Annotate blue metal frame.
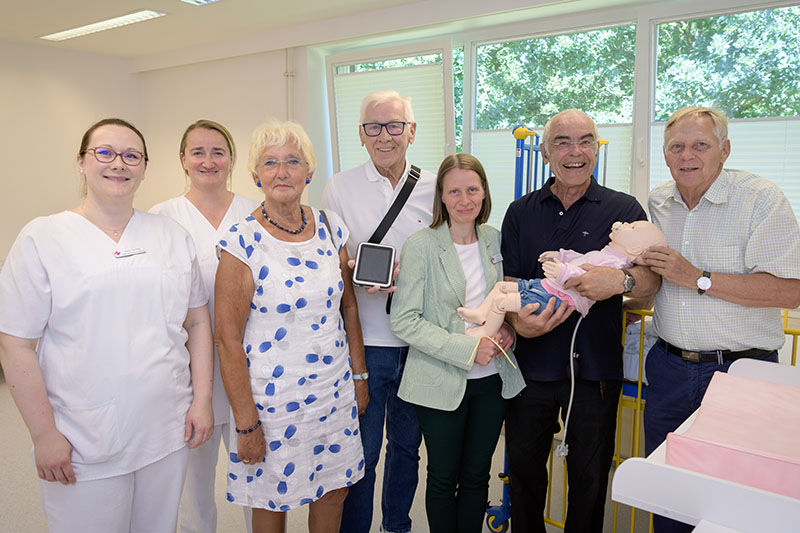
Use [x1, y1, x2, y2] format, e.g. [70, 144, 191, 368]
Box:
[513, 124, 605, 199]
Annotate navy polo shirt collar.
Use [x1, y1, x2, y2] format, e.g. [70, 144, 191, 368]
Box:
[539, 176, 603, 205]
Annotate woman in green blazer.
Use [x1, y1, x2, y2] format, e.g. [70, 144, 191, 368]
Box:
[390, 153, 525, 533]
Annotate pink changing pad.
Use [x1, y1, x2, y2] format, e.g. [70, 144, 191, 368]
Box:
[665, 371, 800, 499]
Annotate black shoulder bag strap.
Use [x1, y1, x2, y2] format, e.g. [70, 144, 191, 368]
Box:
[368, 164, 420, 244]
[366, 164, 420, 313]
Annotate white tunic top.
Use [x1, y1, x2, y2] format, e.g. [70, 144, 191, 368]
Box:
[150, 193, 260, 424]
[0, 210, 207, 481]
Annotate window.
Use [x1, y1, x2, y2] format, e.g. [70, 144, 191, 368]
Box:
[470, 25, 636, 228]
[326, 39, 455, 175]
[650, 5, 800, 218]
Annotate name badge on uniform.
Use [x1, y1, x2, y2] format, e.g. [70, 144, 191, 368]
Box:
[114, 248, 146, 258]
[490, 253, 503, 264]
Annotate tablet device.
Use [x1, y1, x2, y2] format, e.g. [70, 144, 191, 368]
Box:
[353, 242, 396, 289]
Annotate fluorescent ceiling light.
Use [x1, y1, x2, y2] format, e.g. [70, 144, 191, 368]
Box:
[40, 10, 166, 41]
[180, 0, 223, 5]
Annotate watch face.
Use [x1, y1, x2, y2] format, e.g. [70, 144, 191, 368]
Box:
[697, 276, 712, 291]
[622, 270, 635, 293]
[624, 276, 635, 291]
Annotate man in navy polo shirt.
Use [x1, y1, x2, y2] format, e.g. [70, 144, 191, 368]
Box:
[502, 109, 659, 532]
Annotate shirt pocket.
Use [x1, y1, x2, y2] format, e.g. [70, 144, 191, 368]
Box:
[696, 245, 744, 274]
[53, 399, 123, 465]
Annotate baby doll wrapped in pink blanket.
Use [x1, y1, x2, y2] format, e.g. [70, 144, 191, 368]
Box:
[457, 220, 666, 338]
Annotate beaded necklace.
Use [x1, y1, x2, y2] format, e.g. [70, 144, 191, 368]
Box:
[261, 202, 307, 235]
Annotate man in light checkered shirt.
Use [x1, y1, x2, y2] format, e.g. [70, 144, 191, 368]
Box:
[641, 105, 800, 533]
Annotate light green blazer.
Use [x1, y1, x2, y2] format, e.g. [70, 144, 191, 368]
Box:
[390, 223, 525, 411]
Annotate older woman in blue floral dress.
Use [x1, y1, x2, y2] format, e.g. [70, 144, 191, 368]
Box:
[215, 119, 368, 533]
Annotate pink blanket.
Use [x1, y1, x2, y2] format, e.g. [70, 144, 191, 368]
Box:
[665, 371, 800, 499]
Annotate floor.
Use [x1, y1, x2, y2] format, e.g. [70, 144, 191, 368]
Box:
[0, 369, 649, 532]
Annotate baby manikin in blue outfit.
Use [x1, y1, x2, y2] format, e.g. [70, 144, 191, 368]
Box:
[457, 220, 666, 338]
[516, 278, 558, 311]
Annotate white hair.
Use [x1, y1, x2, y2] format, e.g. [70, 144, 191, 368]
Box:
[359, 90, 415, 123]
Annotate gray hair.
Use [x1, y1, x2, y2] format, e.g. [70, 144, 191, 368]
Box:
[541, 109, 599, 149]
[359, 90, 415, 123]
[663, 106, 728, 147]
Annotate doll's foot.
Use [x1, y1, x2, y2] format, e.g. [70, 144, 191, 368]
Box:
[457, 306, 486, 325]
[465, 313, 504, 338]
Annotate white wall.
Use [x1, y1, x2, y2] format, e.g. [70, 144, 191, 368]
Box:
[135, 50, 289, 211]
[0, 43, 313, 258]
[0, 41, 141, 256]
[0, 40, 323, 261]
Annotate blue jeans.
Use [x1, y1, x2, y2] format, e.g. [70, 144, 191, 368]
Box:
[643, 342, 778, 533]
[518, 279, 563, 315]
[339, 346, 421, 533]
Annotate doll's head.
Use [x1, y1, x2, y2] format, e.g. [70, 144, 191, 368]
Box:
[608, 220, 667, 264]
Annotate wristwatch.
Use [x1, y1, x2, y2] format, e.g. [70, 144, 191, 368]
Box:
[352, 372, 369, 381]
[696, 271, 712, 295]
[621, 268, 636, 295]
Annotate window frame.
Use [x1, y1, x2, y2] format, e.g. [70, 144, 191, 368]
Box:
[324, 38, 456, 174]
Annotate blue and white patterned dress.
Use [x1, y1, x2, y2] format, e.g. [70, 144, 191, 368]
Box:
[219, 208, 364, 511]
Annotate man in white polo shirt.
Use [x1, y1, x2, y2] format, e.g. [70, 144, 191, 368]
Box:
[642, 105, 800, 532]
[322, 89, 435, 533]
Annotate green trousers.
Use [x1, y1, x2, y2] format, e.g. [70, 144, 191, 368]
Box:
[414, 373, 506, 533]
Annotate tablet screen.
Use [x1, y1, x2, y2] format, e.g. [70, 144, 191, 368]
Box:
[355, 244, 394, 285]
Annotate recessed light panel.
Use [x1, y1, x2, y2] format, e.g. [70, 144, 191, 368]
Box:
[180, 0, 223, 5]
[40, 10, 166, 41]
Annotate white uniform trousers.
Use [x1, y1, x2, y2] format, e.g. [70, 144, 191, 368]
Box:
[179, 422, 252, 533]
[40, 446, 189, 533]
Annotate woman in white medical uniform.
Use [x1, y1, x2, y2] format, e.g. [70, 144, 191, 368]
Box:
[151, 119, 259, 533]
[0, 118, 214, 532]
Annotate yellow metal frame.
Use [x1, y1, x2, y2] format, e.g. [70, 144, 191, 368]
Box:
[612, 309, 652, 532]
[544, 441, 568, 528]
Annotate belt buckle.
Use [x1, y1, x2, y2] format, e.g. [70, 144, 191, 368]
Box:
[681, 350, 701, 363]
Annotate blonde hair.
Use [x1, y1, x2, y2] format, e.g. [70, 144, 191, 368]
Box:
[247, 119, 316, 176]
[663, 106, 728, 147]
[180, 119, 236, 188]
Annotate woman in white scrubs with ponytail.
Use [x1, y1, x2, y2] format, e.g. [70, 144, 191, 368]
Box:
[0, 118, 214, 533]
[151, 119, 259, 533]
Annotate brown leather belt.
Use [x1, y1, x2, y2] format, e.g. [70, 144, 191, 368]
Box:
[656, 338, 772, 363]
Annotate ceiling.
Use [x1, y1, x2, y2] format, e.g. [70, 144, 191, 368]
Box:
[0, 0, 687, 64]
[0, 0, 419, 58]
